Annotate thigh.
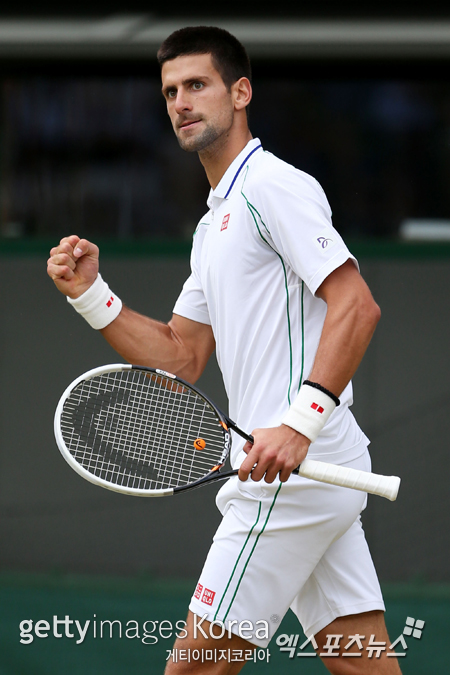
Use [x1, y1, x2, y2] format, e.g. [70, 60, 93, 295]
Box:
[189, 459, 368, 648]
[290, 513, 385, 638]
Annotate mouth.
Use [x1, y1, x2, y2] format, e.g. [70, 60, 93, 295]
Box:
[178, 119, 201, 131]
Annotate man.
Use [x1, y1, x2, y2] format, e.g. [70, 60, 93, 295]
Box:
[47, 26, 401, 675]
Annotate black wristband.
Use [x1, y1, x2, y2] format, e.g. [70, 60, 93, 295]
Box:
[303, 380, 340, 407]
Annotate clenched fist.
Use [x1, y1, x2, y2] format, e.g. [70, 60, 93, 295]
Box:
[47, 235, 99, 299]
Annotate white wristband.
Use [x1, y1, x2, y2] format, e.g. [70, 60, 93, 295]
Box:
[282, 383, 337, 443]
[67, 273, 122, 330]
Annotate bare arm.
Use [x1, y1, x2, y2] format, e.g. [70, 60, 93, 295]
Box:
[308, 259, 381, 396]
[100, 308, 215, 383]
[47, 235, 215, 383]
[239, 260, 381, 483]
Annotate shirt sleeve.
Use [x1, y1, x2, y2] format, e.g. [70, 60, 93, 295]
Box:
[248, 162, 357, 296]
[173, 231, 211, 326]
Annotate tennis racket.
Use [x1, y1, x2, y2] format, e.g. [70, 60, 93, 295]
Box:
[54, 364, 400, 501]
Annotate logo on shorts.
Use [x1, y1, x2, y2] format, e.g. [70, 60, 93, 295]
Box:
[201, 588, 216, 606]
[194, 583, 203, 600]
[311, 402, 324, 414]
[221, 214, 230, 231]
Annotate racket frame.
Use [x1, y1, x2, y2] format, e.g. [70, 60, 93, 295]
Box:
[55, 363, 235, 497]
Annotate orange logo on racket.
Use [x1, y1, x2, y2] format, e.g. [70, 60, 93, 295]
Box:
[194, 438, 206, 450]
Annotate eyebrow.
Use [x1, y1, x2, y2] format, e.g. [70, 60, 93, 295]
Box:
[161, 76, 210, 97]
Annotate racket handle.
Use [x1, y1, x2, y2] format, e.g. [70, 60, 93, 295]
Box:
[298, 458, 400, 501]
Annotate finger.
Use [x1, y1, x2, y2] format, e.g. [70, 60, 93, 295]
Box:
[50, 235, 80, 256]
[258, 457, 292, 484]
[239, 448, 272, 483]
[243, 441, 252, 454]
[262, 467, 279, 484]
[49, 237, 98, 261]
[73, 238, 99, 260]
[48, 253, 77, 271]
[49, 242, 79, 260]
[249, 447, 286, 483]
[278, 464, 296, 483]
[238, 451, 258, 481]
[62, 234, 82, 251]
[249, 460, 272, 483]
[47, 262, 74, 281]
[50, 243, 73, 258]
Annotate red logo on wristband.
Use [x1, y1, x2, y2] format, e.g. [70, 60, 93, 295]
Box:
[106, 296, 114, 308]
[311, 402, 324, 414]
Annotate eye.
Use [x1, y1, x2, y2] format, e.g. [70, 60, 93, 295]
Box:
[192, 82, 204, 91]
[165, 88, 176, 99]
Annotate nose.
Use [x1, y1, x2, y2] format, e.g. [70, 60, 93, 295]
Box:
[174, 89, 192, 114]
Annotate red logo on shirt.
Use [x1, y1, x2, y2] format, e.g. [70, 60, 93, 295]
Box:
[201, 588, 216, 606]
[221, 214, 230, 231]
[311, 402, 325, 414]
[194, 583, 203, 600]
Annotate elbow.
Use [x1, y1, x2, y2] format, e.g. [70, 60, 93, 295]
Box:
[371, 297, 381, 328]
[360, 295, 381, 337]
[369, 297, 381, 327]
[182, 359, 203, 384]
[175, 348, 208, 384]
[171, 354, 202, 384]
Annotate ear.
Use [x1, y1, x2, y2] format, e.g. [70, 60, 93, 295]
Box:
[232, 77, 252, 111]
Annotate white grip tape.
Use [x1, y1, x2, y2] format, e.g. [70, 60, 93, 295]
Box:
[299, 458, 401, 501]
[282, 384, 336, 443]
[67, 273, 122, 330]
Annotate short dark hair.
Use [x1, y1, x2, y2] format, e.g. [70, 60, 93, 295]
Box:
[157, 26, 252, 90]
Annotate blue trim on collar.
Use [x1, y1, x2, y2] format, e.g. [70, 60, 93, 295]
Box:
[224, 144, 262, 199]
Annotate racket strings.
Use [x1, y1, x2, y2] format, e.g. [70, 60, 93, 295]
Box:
[62, 394, 221, 488]
[60, 370, 226, 490]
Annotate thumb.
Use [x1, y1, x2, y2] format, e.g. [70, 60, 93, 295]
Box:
[73, 239, 99, 261]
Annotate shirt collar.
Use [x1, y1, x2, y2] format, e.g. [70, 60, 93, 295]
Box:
[207, 138, 262, 208]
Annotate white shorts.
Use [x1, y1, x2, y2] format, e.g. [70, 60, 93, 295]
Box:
[189, 450, 385, 648]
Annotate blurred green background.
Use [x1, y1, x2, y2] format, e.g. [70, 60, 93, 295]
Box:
[1, 572, 445, 674]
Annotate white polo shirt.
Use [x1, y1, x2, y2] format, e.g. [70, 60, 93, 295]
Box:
[174, 138, 368, 468]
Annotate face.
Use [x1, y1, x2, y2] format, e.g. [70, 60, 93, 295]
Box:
[161, 53, 236, 153]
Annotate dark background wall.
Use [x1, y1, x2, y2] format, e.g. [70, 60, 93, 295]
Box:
[1, 246, 449, 582]
[2, 1, 450, 18]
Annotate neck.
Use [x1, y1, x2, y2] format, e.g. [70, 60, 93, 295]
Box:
[198, 124, 253, 190]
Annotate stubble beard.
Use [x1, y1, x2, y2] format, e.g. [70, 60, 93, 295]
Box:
[176, 109, 234, 154]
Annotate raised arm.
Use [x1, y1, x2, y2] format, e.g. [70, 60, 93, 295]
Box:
[47, 235, 215, 383]
[239, 260, 381, 483]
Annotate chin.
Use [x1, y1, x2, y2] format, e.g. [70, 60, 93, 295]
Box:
[177, 136, 200, 152]
[180, 127, 224, 154]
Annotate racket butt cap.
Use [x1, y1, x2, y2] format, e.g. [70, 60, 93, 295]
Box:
[385, 476, 401, 501]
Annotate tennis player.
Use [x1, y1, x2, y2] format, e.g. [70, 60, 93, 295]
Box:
[47, 26, 401, 675]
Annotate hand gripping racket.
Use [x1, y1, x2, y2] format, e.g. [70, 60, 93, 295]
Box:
[54, 364, 400, 501]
